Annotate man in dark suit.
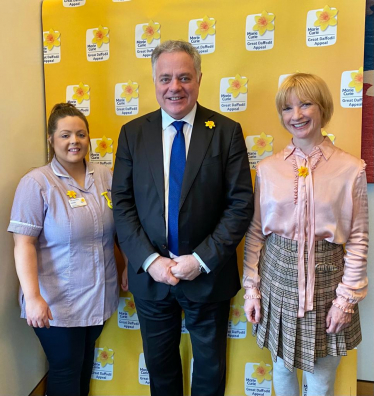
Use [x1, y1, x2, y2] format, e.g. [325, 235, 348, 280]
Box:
[112, 40, 253, 396]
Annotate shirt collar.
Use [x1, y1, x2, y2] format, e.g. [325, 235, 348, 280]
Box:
[283, 136, 335, 161]
[161, 103, 197, 130]
[51, 156, 94, 178]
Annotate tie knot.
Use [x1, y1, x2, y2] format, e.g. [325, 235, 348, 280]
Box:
[172, 121, 185, 133]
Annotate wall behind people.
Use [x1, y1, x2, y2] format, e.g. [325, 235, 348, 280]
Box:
[0, 0, 48, 394]
[41, 0, 371, 395]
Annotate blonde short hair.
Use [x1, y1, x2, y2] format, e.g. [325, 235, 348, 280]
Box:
[275, 73, 334, 128]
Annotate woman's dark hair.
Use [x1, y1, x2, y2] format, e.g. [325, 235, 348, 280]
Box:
[47, 103, 90, 161]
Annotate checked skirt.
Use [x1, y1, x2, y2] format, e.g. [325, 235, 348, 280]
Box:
[252, 233, 361, 373]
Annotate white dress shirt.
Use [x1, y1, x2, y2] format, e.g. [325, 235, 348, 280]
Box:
[142, 104, 210, 273]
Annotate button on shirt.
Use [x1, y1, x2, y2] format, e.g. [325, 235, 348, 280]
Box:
[8, 157, 119, 327]
[142, 104, 210, 273]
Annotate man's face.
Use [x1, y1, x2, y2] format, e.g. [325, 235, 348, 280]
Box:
[154, 51, 201, 120]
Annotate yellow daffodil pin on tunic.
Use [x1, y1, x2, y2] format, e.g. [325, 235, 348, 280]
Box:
[101, 192, 113, 209]
[205, 121, 215, 129]
[67, 190, 77, 199]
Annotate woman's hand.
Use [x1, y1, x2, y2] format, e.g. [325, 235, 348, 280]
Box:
[325, 305, 352, 334]
[244, 298, 261, 324]
[121, 267, 128, 292]
[25, 295, 53, 328]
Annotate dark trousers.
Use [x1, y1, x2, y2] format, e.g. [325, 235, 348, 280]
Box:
[134, 286, 230, 396]
[34, 325, 104, 396]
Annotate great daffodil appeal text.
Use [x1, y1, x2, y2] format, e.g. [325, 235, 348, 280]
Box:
[251, 361, 272, 384]
[96, 347, 114, 368]
[92, 25, 109, 48]
[195, 16, 216, 40]
[95, 136, 113, 157]
[251, 133, 273, 156]
[253, 11, 275, 36]
[229, 305, 246, 326]
[123, 296, 137, 317]
[44, 29, 60, 51]
[314, 6, 338, 31]
[141, 20, 160, 44]
[121, 80, 139, 102]
[72, 82, 90, 104]
[226, 74, 248, 98]
[348, 67, 364, 93]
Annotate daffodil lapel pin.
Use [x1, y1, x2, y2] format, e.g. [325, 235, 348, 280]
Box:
[205, 120, 215, 129]
[298, 166, 309, 178]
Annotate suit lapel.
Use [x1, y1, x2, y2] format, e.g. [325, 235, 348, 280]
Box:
[180, 104, 215, 209]
[143, 110, 165, 209]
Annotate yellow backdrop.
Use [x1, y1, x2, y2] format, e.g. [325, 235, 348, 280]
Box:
[42, 0, 365, 394]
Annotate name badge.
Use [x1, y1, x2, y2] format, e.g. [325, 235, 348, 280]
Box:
[69, 197, 87, 208]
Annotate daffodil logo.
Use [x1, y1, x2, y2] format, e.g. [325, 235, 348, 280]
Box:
[314, 6, 338, 31]
[226, 74, 248, 98]
[141, 20, 161, 44]
[348, 67, 364, 93]
[92, 25, 109, 48]
[123, 296, 137, 317]
[195, 16, 216, 39]
[95, 136, 113, 157]
[121, 80, 139, 102]
[44, 29, 60, 51]
[298, 166, 309, 178]
[322, 130, 335, 143]
[96, 347, 114, 368]
[251, 361, 272, 384]
[253, 11, 275, 36]
[72, 82, 90, 104]
[251, 133, 273, 156]
[229, 305, 246, 326]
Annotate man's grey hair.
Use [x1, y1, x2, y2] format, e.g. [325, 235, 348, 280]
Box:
[151, 40, 202, 81]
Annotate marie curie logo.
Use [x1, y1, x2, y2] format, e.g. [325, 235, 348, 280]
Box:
[188, 16, 216, 54]
[86, 26, 110, 62]
[220, 74, 248, 113]
[135, 20, 160, 59]
[245, 133, 274, 170]
[340, 68, 363, 108]
[118, 296, 140, 330]
[244, 361, 272, 396]
[228, 304, 247, 339]
[91, 347, 114, 381]
[139, 353, 150, 385]
[245, 11, 275, 51]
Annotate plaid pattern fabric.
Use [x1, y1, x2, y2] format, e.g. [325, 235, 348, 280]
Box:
[252, 233, 361, 373]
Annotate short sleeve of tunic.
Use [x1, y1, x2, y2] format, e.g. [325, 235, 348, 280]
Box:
[8, 175, 46, 237]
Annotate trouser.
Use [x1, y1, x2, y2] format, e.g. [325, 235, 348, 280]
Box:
[134, 286, 230, 396]
[34, 324, 104, 396]
[273, 355, 341, 396]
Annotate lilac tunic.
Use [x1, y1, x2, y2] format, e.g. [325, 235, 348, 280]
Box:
[8, 157, 119, 327]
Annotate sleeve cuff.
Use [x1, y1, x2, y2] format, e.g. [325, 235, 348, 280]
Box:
[142, 253, 160, 272]
[243, 286, 261, 299]
[332, 296, 356, 314]
[192, 252, 210, 274]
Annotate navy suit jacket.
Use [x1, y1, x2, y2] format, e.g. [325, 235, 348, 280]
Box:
[112, 104, 254, 302]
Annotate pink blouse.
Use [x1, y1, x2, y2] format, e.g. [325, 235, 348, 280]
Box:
[243, 137, 368, 317]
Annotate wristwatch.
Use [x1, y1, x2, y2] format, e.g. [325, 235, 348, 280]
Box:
[199, 264, 207, 274]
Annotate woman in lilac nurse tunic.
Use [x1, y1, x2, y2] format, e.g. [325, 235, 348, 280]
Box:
[8, 103, 122, 396]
